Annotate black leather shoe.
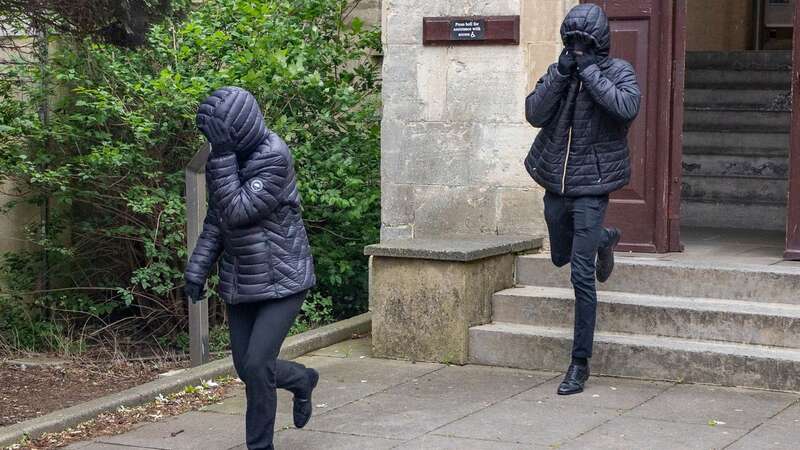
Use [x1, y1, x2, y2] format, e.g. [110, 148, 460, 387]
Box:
[293, 368, 319, 429]
[557, 363, 590, 395]
[596, 227, 621, 283]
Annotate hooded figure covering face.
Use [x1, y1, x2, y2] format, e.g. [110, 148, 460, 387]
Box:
[522, 4, 641, 397]
[184, 87, 319, 450]
[185, 86, 315, 305]
[524, 3, 641, 197]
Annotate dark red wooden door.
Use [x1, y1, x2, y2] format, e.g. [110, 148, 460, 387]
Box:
[786, 0, 800, 260]
[581, 0, 681, 252]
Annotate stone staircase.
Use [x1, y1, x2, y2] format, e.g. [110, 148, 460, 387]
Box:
[682, 51, 791, 231]
[469, 254, 800, 391]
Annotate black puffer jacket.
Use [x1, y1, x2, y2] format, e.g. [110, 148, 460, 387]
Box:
[524, 4, 641, 196]
[185, 87, 315, 304]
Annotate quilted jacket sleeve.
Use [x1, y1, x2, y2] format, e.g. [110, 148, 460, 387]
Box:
[206, 134, 288, 229]
[578, 61, 641, 123]
[526, 63, 571, 128]
[184, 187, 223, 286]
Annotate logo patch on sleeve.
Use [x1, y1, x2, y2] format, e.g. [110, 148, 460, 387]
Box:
[250, 179, 264, 192]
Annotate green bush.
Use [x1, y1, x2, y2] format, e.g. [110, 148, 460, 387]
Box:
[0, 0, 381, 354]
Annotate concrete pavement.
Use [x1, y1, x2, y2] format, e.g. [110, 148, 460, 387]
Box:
[68, 337, 800, 450]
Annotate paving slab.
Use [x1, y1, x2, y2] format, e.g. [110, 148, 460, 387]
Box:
[201, 387, 247, 416]
[200, 387, 295, 430]
[561, 415, 747, 450]
[727, 423, 800, 450]
[303, 355, 443, 413]
[307, 392, 487, 440]
[726, 401, 800, 450]
[516, 376, 673, 410]
[96, 411, 245, 450]
[203, 355, 443, 428]
[305, 355, 443, 387]
[273, 429, 400, 449]
[397, 434, 542, 449]
[435, 397, 620, 446]
[762, 401, 800, 426]
[627, 384, 797, 429]
[385, 365, 556, 403]
[227, 429, 401, 449]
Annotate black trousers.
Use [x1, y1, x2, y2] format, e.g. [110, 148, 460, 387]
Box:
[543, 191, 610, 360]
[228, 291, 309, 450]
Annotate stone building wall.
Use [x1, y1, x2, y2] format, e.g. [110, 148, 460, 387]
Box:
[0, 40, 37, 256]
[687, 0, 754, 51]
[380, 0, 577, 240]
[350, 0, 382, 27]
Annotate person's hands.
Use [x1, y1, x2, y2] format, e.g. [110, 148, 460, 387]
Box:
[573, 35, 598, 71]
[576, 48, 597, 71]
[184, 281, 206, 304]
[557, 48, 577, 76]
[198, 115, 236, 156]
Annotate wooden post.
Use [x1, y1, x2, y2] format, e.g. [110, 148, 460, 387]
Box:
[185, 144, 211, 366]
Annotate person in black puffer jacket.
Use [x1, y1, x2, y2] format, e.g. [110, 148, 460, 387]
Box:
[524, 4, 641, 396]
[184, 87, 318, 450]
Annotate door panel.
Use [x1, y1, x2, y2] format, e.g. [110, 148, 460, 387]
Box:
[581, 0, 677, 252]
[609, 23, 649, 202]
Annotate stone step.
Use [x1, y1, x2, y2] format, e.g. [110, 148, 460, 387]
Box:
[685, 69, 790, 90]
[685, 89, 790, 111]
[682, 175, 787, 204]
[492, 286, 800, 348]
[684, 109, 790, 132]
[686, 51, 792, 71]
[469, 323, 800, 391]
[681, 200, 786, 231]
[682, 153, 788, 179]
[683, 131, 789, 155]
[515, 254, 800, 303]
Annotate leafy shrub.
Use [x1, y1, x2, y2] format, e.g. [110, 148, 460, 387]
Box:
[0, 0, 380, 354]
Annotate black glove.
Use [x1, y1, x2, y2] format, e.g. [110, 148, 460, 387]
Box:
[573, 35, 598, 72]
[576, 49, 597, 71]
[197, 115, 236, 156]
[557, 48, 577, 76]
[184, 281, 206, 304]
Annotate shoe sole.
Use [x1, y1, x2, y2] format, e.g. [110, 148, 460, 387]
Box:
[557, 387, 584, 395]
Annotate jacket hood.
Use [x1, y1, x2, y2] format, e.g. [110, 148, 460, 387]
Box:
[560, 4, 611, 59]
[196, 86, 269, 155]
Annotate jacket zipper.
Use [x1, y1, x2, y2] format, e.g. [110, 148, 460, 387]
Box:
[561, 81, 581, 194]
[232, 256, 239, 300]
[561, 126, 573, 194]
[593, 148, 603, 183]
